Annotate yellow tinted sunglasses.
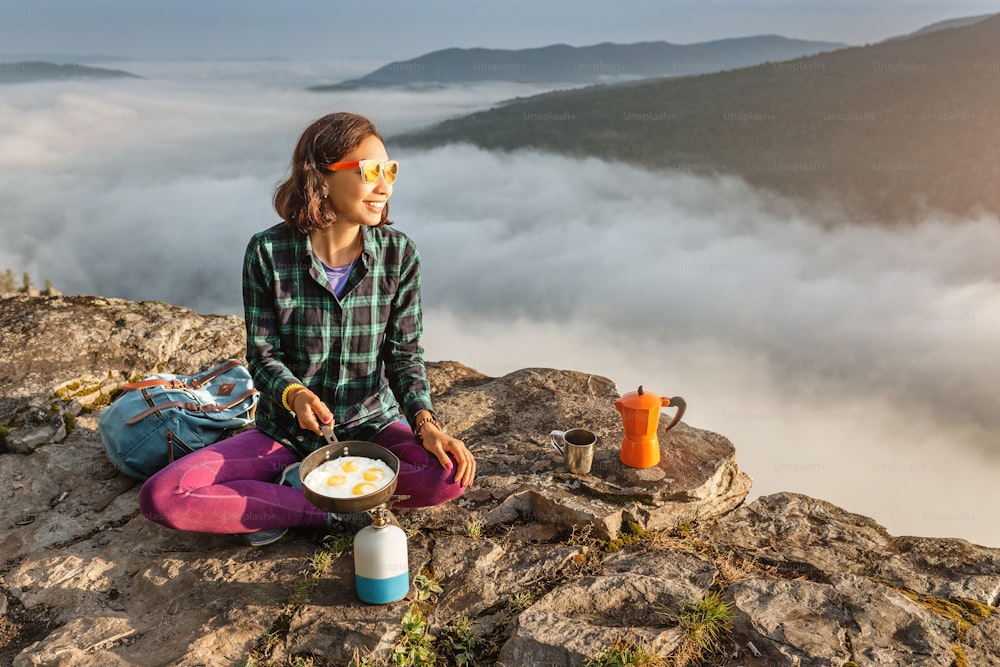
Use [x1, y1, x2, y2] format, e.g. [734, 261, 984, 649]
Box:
[326, 159, 399, 184]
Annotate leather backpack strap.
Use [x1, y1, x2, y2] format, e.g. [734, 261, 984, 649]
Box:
[126, 401, 190, 424]
[124, 388, 258, 425]
[215, 388, 259, 410]
[121, 360, 244, 392]
[122, 377, 187, 391]
[189, 359, 244, 389]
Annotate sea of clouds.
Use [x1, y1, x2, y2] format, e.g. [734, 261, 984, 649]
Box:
[2, 60, 997, 546]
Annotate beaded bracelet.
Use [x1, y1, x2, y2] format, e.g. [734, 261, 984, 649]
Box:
[281, 383, 305, 412]
[414, 414, 441, 438]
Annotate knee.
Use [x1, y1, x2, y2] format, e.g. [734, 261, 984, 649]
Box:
[138, 478, 159, 523]
[138, 474, 174, 528]
[396, 456, 468, 508]
[433, 478, 468, 506]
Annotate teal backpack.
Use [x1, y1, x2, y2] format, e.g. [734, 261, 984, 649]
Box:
[98, 359, 259, 480]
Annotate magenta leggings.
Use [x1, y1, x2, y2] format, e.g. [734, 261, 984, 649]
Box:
[139, 421, 464, 535]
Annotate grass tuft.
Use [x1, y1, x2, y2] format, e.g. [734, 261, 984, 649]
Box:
[464, 518, 485, 539]
[508, 590, 534, 611]
[581, 634, 665, 666]
[349, 647, 386, 666]
[666, 592, 734, 667]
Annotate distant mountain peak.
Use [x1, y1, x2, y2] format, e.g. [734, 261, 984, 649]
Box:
[907, 12, 996, 36]
[310, 35, 847, 91]
[0, 61, 141, 84]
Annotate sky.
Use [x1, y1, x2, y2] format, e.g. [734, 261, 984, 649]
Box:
[0, 0, 998, 64]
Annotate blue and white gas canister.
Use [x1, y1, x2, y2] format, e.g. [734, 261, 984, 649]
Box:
[353, 512, 409, 604]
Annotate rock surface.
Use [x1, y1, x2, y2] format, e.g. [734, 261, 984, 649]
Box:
[1, 294, 997, 666]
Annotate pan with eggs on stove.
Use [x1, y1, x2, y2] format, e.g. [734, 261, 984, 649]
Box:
[299, 441, 402, 513]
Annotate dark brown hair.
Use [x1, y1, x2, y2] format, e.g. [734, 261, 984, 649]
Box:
[273, 112, 391, 232]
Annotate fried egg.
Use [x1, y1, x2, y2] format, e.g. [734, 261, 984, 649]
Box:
[303, 456, 395, 499]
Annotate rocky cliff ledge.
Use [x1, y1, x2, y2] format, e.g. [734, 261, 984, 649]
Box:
[1, 294, 998, 666]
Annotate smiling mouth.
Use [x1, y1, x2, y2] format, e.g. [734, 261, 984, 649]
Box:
[363, 201, 386, 210]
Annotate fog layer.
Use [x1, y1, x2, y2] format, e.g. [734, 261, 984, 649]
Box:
[1, 67, 997, 546]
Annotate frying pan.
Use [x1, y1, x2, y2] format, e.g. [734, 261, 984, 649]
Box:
[299, 441, 400, 513]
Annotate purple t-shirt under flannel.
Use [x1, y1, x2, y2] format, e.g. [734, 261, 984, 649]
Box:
[322, 258, 356, 299]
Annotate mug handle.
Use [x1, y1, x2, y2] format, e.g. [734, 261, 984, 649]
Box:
[661, 397, 687, 432]
[549, 430, 566, 454]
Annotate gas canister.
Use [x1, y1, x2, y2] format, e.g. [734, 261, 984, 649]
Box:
[353, 506, 409, 604]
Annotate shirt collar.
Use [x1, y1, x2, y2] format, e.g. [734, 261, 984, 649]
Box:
[359, 225, 376, 268]
[299, 225, 377, 268]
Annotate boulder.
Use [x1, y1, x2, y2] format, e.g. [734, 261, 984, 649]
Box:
[705, 492, 1000, 604]
[728, 574, 957, 666]
[431, 365, 753, 540]
[0, 294, 247, 456]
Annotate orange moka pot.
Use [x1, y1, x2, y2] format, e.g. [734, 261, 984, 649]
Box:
[614, 386, 687, 468]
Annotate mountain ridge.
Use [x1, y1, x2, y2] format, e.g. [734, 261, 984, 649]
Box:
[904, 12, 995, 37]
[394, 13, 1000, 223]
[0, 60, 141, 84]
[310, 34, 846, 90]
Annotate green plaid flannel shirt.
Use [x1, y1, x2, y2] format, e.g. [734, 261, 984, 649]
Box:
[243, 222, 434, 458]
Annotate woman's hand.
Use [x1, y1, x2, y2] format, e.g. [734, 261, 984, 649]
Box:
[289, 386, 334, 436]
[418, 417, 476, 488]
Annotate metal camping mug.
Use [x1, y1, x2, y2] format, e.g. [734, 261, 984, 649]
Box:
[550, 428, 597, 475]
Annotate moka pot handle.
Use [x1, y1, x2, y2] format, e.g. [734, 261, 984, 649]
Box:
[662, 397, 687, 432]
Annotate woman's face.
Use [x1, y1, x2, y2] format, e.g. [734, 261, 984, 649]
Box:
[323, 134, 392, 227]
